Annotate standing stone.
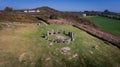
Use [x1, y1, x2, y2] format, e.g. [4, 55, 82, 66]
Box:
[63, 31, 66, 34]
[47, 31, 49, 36]
[59, 30, 63, 34]
[37, 23, 40, 26]
[45, 34, 48, 39]
[68, 32, 71, 36]
[54, 31, 57, 34]
[58, 31, 61, 34]
[68, 32, 74, 41]
[51, 29, 54, 35]
[49, 31, 52, 35]
[56, 30, 58, 34]
[71, 32, 74, 41]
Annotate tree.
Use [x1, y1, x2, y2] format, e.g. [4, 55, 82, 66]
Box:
[104, 9, 110, 14]
[49, 14, 58, 19]
[4, 7, 13, 12]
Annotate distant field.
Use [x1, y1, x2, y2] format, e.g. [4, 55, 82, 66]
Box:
[85, 16, 120, 36]
[0, 24, 120, 67]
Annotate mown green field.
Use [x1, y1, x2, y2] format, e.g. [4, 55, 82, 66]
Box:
[0, 24, 120, 67]
[85, 16, 120, 36]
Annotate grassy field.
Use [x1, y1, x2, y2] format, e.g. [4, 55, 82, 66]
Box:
[85, 16, 120, 36]
[0, 24, 120, 67]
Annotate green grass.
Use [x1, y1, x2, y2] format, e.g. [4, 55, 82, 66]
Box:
[85, 16, 120, 36]
[0, 24, 120, 67]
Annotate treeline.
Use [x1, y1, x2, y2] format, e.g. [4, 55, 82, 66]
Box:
[84, 11, 101, 16]
[100, 10, 120, 20]
[0, 7, 13, 12]
[83, 9, 120, 20]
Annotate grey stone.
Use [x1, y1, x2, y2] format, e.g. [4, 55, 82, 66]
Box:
[46, 31, 50, 37]
[51, 29, 54, 35]
[45, 57, 51, 61]
[48, 42, 53, 46]
[92, 45, 98, 49]
[61, 47, 71, 54]
[63, 31, 66, 34]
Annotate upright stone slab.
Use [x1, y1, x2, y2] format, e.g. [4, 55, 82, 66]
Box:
[37, 23, 40, 26]
[44, 34, 48, 39]
[63, 31, 66, 34]
[54, 30, 58, 34]
[60, 30, 63, 34]
[51, 29, 54, 35]
[58, 31, 61, 34]
[47, 31, 49, 36]
[69, 32, 74, 41]
[68, 32, 71, 36]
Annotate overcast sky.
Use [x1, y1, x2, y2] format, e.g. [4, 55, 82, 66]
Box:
[0, 0, 120, 12]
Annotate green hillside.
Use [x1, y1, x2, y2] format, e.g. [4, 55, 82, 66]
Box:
[0, 24, 120, 67]
[85, 16, 120, 36]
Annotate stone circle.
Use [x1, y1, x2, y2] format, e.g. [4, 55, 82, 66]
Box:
[42, 29, 74, 44]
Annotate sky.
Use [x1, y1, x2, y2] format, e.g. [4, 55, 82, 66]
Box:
[0, 0, 120, 12]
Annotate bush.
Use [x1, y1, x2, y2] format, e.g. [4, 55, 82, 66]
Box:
[4, 7, 13, 12]
[49, 14, 58, 19]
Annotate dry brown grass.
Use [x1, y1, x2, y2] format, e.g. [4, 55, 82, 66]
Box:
[0, 23, 37, 67]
